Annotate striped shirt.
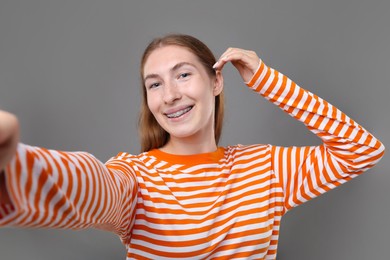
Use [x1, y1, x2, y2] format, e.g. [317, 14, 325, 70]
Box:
[0, 60, 385, 259]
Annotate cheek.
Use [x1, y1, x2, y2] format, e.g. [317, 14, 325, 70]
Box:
[198, 86, 215, 107]
[146, 93, 159, 115]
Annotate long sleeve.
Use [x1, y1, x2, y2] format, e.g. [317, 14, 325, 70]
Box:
[246, 60, 385, 213]
[0, 143, 138, 244]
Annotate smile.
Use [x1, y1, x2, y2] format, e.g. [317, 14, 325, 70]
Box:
[165, 106, 193, 118]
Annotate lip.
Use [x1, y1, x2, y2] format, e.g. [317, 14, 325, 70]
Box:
[163, 105, 194, 115]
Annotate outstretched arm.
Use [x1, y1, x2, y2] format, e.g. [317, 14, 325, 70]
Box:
[0, 110, 137, 245]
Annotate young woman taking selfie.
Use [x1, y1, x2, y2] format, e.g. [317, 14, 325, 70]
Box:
[0, 34, 385, 259]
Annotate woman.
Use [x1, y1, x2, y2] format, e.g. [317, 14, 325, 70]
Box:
[0, 34, 385, 259]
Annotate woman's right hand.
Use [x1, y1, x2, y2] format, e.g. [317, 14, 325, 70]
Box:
[0, 110, 19, 171]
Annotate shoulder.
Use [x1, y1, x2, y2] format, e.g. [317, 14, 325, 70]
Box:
[108, 151, 142, 160]
[224, 143, 271, 158]
[104, 151, 149, 173]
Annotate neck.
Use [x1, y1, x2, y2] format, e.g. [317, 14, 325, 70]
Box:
[161, 132, 218, 155]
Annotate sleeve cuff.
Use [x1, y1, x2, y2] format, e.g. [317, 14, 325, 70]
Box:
[245, 59, 268, 89]
[0, 162, 17, 224]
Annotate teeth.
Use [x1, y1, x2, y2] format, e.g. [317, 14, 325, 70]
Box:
[166, 106, 192, 118]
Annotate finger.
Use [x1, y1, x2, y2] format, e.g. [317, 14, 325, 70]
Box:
[213, 49, 258, 72]
[0, 111, 19, 171]
[218, 47, 255, 61]
[0, 111, 19, 144]
[213, 48, 244, 70]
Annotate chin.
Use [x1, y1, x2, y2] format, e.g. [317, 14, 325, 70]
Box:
[167, 130, 197, 139]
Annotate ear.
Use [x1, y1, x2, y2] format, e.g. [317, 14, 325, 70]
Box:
[213, 70, 224, 96]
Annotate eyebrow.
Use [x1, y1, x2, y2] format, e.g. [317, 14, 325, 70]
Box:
[143, 62, 196, 82]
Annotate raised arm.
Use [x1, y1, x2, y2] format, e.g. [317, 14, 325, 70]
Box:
[0, 111, 138, 244]
[215, 48, 385, 213]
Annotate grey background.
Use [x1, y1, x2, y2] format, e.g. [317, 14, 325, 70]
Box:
[0, 0, 389, 259]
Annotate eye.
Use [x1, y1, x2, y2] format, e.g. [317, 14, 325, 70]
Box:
[179, 72, 190, 79]
[148, 82, 161, 89]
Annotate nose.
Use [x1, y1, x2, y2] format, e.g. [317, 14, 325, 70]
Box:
[163, 81, 181, 104]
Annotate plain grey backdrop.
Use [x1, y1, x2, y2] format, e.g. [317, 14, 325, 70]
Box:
[0, 0, 389, 259]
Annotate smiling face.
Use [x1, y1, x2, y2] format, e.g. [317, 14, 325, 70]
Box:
[143, 45, 223, 151]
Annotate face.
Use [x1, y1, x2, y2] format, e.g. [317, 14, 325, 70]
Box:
[143, 45, 223, 144]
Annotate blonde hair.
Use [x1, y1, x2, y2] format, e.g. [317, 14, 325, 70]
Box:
[139, 34, 224, 152]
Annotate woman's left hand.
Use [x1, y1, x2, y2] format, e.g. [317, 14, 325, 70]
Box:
[213, 47, 261, 83]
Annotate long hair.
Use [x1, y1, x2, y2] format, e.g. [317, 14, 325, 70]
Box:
[139, 34, 224, 152]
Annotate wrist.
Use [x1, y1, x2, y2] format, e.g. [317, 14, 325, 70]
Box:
[245, 59, 267, 88]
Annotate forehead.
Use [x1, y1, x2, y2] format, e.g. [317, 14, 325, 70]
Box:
[143, 45, 200, 74]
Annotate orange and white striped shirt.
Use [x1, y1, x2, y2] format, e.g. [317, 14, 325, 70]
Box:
[0, 60, 385, 259]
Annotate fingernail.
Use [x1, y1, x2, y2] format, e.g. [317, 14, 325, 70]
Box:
[212, 61, 218, 69]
